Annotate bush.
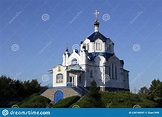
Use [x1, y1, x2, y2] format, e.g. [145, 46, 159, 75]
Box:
[71, 95, 93, 108]
[72, 91, 157, 108]
[18, 95, 50, 108]
[51, 96, 80, 108]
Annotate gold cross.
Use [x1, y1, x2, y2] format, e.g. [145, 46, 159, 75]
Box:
[94, 10, 99, 20]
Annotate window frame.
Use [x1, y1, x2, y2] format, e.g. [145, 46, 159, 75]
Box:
[56, 73, 63, 83]
[71, 58, 77, 65]
[96, 42, 102, 50]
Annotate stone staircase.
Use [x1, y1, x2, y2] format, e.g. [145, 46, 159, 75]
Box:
[41, 87, 80, 102]
[78, 86, 89, 94]
[71, 86, 89, 96]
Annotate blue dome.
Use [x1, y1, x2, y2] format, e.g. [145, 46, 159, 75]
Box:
[87, 32, 107, 42]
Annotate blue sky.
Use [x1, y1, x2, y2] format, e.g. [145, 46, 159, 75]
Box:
[0, 0, 161, 92]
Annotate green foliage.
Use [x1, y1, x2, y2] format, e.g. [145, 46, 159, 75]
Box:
[87, 80, 105, 107]
[89, 80, 99, 95]
[149, 79, 162, 98]
[0, 75, 43, 107]
[1, 75, 161, 108]
[71, 95, 94, 108]
[72, 91, 157, 108]
[23, 79, 42, 96]
[51, 96, 80, 108]
[137, 79, 162, 107]
[18, 95, 50, 108]
[148, 79, 162, 107]
[138, 86, 149, 97]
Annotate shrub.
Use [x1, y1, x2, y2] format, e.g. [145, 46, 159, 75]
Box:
[51, 96, 80, 108]
[18, 95, 50, 108]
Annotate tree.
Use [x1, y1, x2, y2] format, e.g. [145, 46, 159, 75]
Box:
[149, 79, 162, 98]
[150, 79, 161, 92]
[87, 80, 105, 107]
[23, 79, 42, 96]
[148, 79, 162, 107]
[138, 86, 149, 97]
[0, 75, 43, 107]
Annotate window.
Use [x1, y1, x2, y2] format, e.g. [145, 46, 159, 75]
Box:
[115, 66, 117, 80]
[56, 73, 63, 83]
[96, 43, 102, 50]
[71, 58, 77, 65]
[90, 70, 93, 78]
[112, 64, 114, 80]
[87, 44, 89, 50]
[79, 75, 81, 82]
[110, 63, 117, 80]
[109, 66, 111, 79]
[106, 44, 111, 52]
[109, 45, 111, 52]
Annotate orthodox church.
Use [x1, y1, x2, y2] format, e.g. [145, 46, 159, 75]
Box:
[51, 10, 129, 91]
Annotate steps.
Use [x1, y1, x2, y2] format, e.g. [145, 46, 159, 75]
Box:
[41, 87, 80, 102]
[78, 86, 89, 94]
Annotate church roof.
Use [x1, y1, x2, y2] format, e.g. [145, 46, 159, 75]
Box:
[87, 52, 114, 61]
[87, 32, 107, 42]
[66, 64, 84, 72]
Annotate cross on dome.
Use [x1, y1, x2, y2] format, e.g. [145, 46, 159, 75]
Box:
[94, 10, 99, 21]
[94, 10, 100, 32]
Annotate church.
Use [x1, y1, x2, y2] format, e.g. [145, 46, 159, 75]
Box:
[51, 10, 129, 91]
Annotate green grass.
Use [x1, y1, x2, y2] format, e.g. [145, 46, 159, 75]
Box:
[16, 91, 157, 108]
[71, 91, 157, 108]
[17, 94, 50, 108]
[51, 96, 80, 108]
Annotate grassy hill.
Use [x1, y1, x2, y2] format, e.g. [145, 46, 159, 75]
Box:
[51, 96, 80, 108]
[17, 91, 157, 108]
[17, 94, 50, 108]
[70, 91, 157, 108]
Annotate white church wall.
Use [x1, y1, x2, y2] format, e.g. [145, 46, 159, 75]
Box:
[89, 42, 94, 52]
[68, 52, 80, 65]
[93, 56, 106, 87]
[123, 70, 129, 89]
[82, 39, 90, 51]
[53, 65, 67, 87]
[64, 53, 69, 66]
[79, 51, 87, 65]
[62, 54, 65, 66]
[104, 55, 128, 89]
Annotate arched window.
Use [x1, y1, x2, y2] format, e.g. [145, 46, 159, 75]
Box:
[96, 43, 102, 50]
[79, 75, 81, 82]
[71, 58, 77, 65]
[112, 64, 114, 80]
[56, 73, 63, 83]
[110, 63, 117, 80]
[109, 66, 111, 79]
[115, 66, 117, 80]
[90, 70, 93, 78]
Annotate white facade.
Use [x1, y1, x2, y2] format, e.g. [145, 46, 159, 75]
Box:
[52, 18, 129, 91]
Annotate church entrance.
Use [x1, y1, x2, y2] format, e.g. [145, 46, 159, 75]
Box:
[54, 90, 64, 104]
[67, 75, 75, 87]
[69, 76, 75, 87]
